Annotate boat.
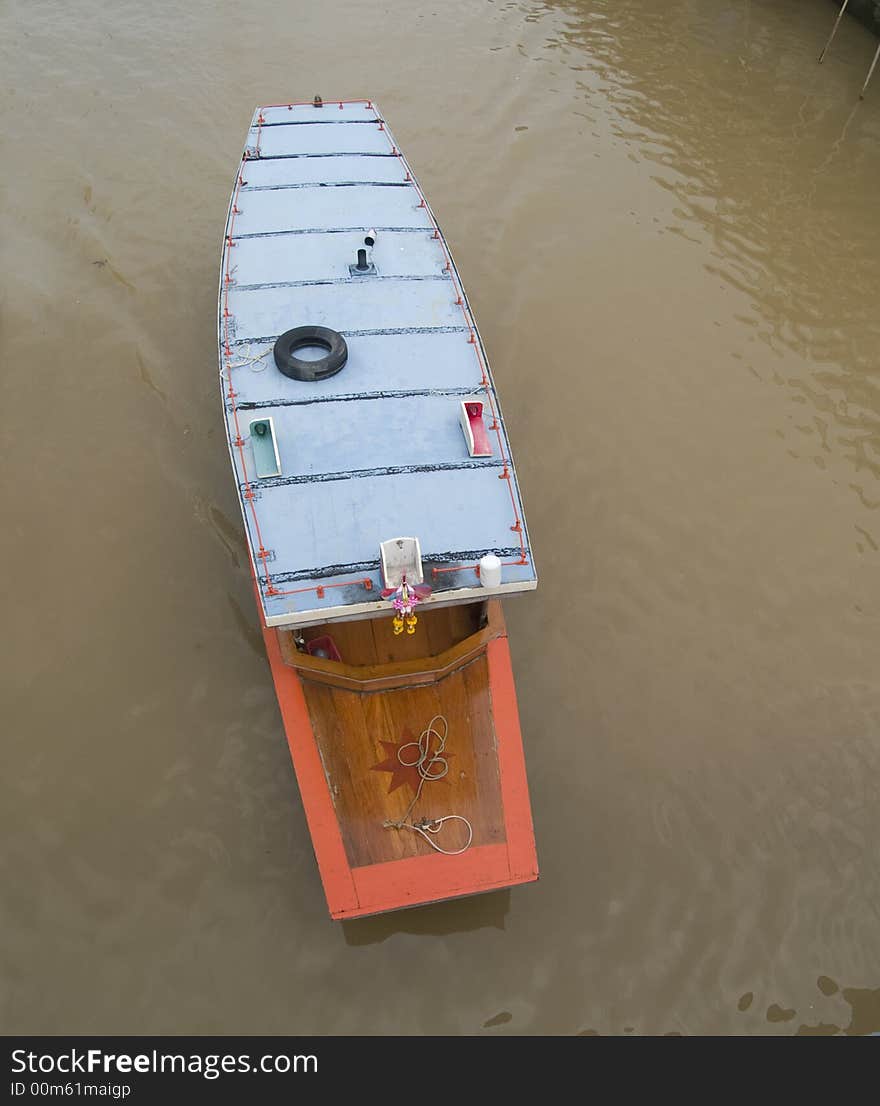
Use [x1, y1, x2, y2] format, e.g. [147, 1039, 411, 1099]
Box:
[218, 99, 539, 919]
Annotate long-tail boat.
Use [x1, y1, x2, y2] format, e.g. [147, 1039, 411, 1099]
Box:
[218, 99, 539, 919]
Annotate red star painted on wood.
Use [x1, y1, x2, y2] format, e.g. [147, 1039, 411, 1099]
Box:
[371, 729, 453, 796]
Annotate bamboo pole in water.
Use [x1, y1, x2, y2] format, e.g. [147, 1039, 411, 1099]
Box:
[819, 0, 850, 63]
[861, 40, 880, 97]
[818, 0, 879, 100]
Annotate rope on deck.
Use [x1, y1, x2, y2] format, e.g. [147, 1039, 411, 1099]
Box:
[382, 715, 474, 856]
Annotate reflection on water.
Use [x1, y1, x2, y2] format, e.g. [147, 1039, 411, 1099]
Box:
[343, 891, 510, 947]
[2, 0, 879, 1034]
[551, 0, 880, 541]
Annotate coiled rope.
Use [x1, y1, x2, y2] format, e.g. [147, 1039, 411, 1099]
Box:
[382, 715, 473, 856]
[220, 343, 272, 379]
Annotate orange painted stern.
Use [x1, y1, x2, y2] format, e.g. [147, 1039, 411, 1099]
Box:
[259, 603, 538, 920]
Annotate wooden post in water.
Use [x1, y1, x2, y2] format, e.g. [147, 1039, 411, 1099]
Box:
[819, 0, 850, 63]
[861, 40, 880, 98]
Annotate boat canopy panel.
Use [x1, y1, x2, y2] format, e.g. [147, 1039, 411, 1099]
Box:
[254, 121, 392, 158]
[242, 154, 408, 189]
[232, 183, 432, 236]
[230, 278, 463, 342]
[219, 102, 537, 627]
[231, 229, 445, 286]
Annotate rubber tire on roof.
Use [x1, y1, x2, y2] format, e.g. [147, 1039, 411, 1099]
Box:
[273, 326, 348, 382]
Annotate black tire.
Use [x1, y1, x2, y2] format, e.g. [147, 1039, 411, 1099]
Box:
[273, 326, 348, 382]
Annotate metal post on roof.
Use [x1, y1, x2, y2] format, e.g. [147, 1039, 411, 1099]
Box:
[857, 40, 880, 98]
[819, 0, 850, 64]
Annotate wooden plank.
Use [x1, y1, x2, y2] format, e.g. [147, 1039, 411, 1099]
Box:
[294, 603, 485, 670]
[462, 652, 506, 847]
[424, 602, 480, 656]
[280, 601, 506, 690]
[370, 613, 429, 665]
[302, 656, 506, 869]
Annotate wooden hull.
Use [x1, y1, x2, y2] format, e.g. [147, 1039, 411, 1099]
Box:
[258, 599, 538, 919]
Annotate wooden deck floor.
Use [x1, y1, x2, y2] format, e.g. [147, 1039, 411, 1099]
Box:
[300, 602, 484, 666]
[301, 654, 505, 869]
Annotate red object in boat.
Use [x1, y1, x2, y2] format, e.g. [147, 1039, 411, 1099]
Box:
[305, 635, 342, 662]
[464, 401, 492, 457]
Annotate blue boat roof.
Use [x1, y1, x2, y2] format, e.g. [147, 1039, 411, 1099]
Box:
[219, 101, 536, 627]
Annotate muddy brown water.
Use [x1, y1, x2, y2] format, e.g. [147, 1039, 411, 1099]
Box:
[2, 0, 879, 1035]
